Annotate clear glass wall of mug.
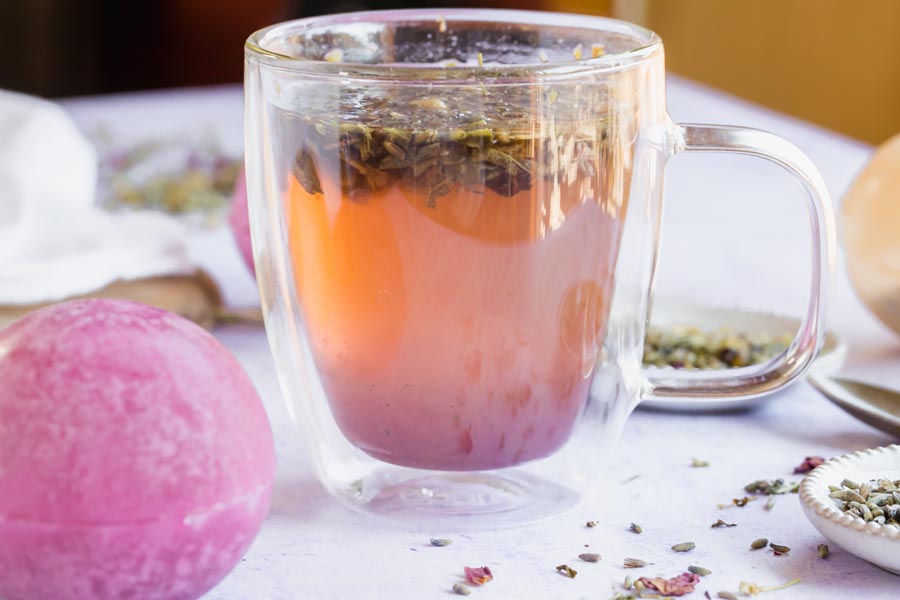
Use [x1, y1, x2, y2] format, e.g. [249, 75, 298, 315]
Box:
[245, 9, 835, 527]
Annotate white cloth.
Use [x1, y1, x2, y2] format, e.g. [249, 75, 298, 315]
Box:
[0, 90, 191, 305]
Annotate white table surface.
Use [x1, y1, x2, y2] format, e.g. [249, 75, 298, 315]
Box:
[64, 76, 899, 599]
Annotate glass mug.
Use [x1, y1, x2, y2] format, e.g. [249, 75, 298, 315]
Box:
[245, 9, 835, 526]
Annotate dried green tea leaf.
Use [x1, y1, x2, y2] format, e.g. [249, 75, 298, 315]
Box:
[293, 148, 323, 195]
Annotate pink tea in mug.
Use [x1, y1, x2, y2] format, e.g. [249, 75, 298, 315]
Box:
[284, 84, 631, 470]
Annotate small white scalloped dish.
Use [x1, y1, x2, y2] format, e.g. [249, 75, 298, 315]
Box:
[799, 444, 900, 575]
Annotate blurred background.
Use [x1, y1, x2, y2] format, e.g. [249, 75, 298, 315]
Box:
[2, 0, 898, 143]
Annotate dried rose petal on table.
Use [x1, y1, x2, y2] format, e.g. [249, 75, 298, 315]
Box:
[637, 572, 701, 597]
[793, 456, 826, 473]
[463, 566, 493, 586]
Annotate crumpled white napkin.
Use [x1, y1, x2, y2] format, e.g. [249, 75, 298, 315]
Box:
[0, 90, 192, 305]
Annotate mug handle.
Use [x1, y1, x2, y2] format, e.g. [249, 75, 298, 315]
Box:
[644, 124, 837, 400]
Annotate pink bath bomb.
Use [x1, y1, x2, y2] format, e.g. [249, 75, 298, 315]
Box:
[229, 167, 255, 276]
[0, 299, 276, 600]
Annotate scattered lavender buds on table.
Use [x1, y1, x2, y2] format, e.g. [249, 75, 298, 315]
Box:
[578, 553, 601, 563]
[818, 544, 829, 559]
[586, 520, 599, 528]
[688, 565, 712, 576]
[691, 458, 710, 467]
[630, 522, 643, 534]
[750, 538, 769, 550]
[671, 542, 696, 553]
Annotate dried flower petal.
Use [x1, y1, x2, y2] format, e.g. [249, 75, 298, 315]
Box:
[556, 564, 577, 578]
[739, 577, 800, 596]
[323, 48, 343, 63]
[711, 519, 736, 528]
[794, 456, 826, 473]
[637, 573, 700, 597]
[463, 566, 493, 586]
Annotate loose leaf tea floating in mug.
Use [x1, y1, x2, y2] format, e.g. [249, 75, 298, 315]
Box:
[289, 87, 588, 204]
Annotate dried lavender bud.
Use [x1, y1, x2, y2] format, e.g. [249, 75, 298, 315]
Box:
[769, 543, 791, 554]
[624, 558, 647, 568]
[671, 542, 695, 552]
[750, 538, 768, 550]
[430, 538, 452, 547]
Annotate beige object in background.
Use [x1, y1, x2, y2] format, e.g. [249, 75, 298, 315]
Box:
[554, 0, 900, 144]
[0, 270, 263, 330]
[843, 132, 900, 336]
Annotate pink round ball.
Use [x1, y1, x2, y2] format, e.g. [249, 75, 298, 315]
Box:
[0, 299, 276, 600]
[229, 167, 255, 276]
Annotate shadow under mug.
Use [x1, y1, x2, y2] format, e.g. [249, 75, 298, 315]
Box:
[244, 8, 836, 528]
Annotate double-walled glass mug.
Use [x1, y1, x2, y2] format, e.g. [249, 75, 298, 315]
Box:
[245, 9, 836, 526]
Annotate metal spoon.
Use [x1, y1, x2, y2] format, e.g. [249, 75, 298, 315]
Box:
[808, 374, 900, 438]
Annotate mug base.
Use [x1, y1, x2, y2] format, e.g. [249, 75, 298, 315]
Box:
[335, 468, 580, 529]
